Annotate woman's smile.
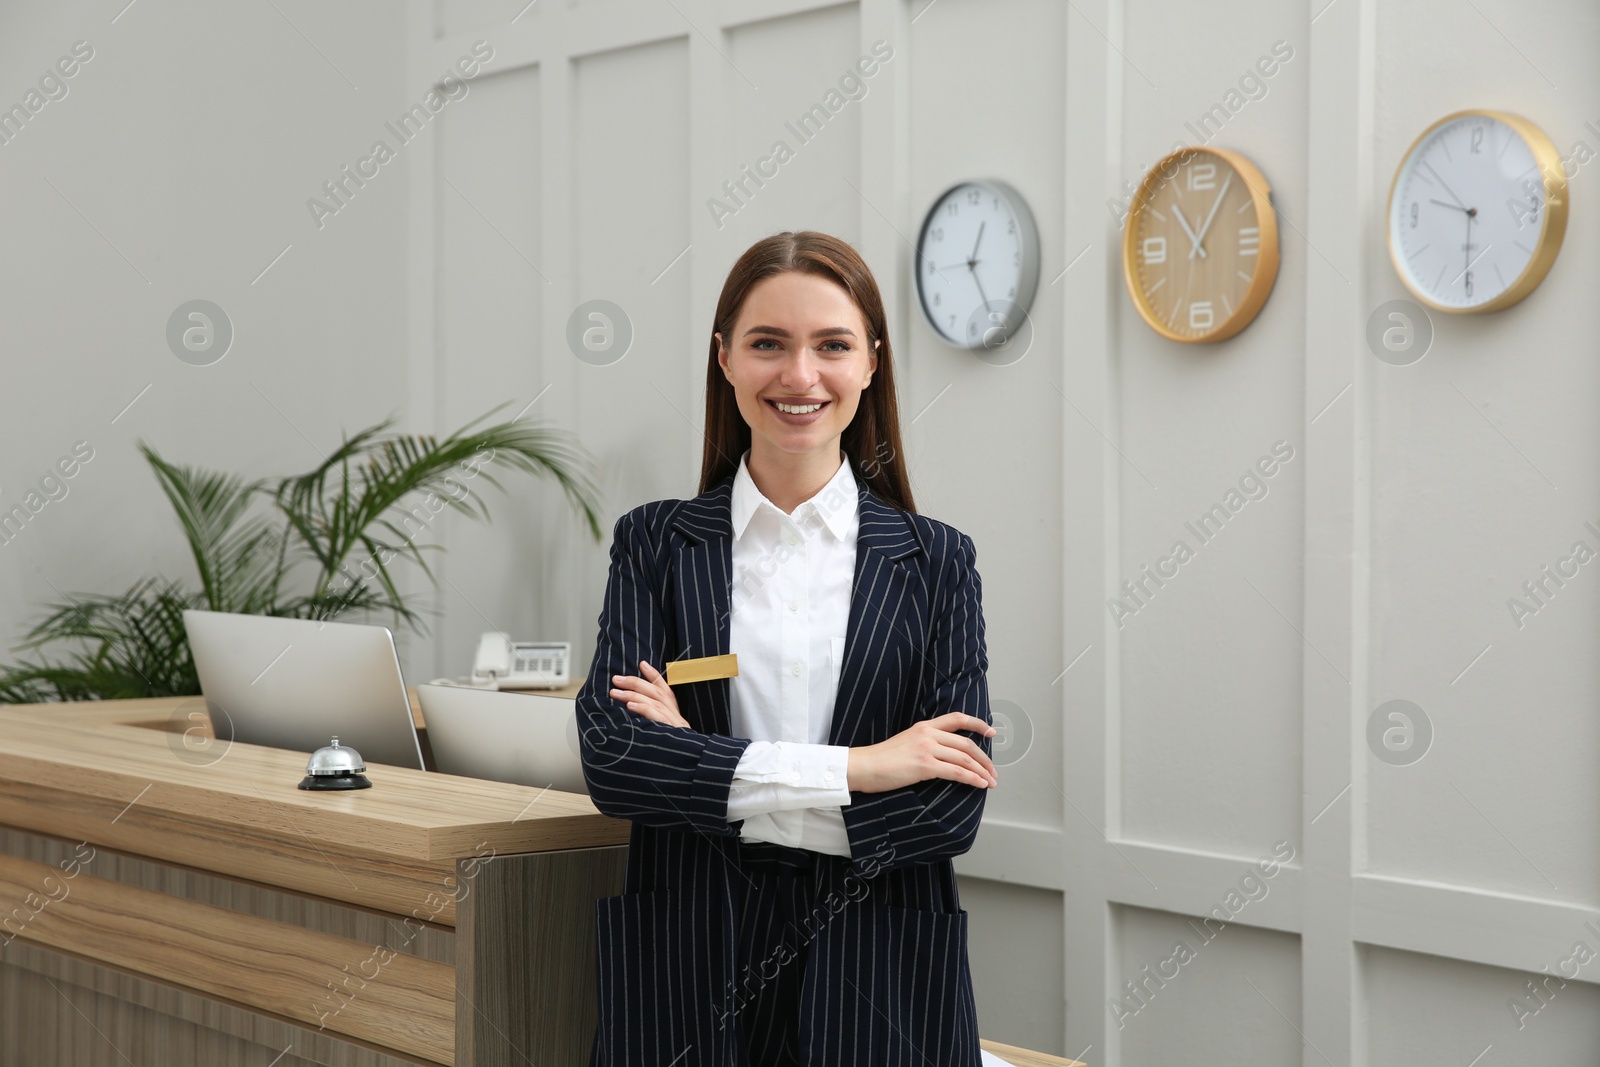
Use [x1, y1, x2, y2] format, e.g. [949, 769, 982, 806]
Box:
[764, 397, 831, 425]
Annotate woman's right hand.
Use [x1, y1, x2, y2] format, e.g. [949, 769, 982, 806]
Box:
[846, 713, 999, 794]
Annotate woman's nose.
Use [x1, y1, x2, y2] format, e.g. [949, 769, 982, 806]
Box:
[781, 349, 822, 385]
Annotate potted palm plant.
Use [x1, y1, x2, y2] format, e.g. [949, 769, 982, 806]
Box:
[0, 408, 603, 703]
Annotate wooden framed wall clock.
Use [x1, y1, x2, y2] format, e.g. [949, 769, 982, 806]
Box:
[1386, 109, 1567, 313]
[914, 178, 1041, 350]
[1121, 146, 1281, 343]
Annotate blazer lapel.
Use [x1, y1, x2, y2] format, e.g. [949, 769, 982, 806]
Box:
[666, 471, 923, 748]
[667, 476, 737, 737]
[829, 485, 922, 748]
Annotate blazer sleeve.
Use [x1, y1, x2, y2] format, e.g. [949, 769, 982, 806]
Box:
[840, 530, 992, 877]
[576, 508, 753, 837]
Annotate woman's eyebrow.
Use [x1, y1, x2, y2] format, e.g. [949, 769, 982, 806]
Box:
[743, 325, 857, 339]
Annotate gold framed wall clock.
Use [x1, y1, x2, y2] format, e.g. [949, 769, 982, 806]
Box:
[1387, 109, 1567, 313]
[1121, 146, 1281, 343]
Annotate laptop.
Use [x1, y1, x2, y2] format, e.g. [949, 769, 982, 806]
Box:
[183, 609, 428, 770]
[416, 683, 588, 795]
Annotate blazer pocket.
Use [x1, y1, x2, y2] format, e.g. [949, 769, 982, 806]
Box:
[884, 904, 979, 1052]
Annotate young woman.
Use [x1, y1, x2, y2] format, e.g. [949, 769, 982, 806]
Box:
[577, 230, 997, 1067]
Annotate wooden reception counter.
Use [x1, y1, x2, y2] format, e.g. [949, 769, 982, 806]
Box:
[0, 696, 1081, 1067]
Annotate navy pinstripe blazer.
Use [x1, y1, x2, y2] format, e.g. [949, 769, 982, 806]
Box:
[576, 469, 992, 1066]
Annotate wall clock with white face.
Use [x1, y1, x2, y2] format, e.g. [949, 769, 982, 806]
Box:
[914, 179, 1040, 350]
[1387, 109, 1567, 313]
[1122, 145, 1281, 343]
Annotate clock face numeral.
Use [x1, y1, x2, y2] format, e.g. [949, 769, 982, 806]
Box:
[1127, 149, 1276, 342]
[915, 180, 1039, 349]
[1388, 111, 1566, 313]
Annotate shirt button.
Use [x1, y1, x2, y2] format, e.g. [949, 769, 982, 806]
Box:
[792, 662, 802, 676]
[787, 601, 798, 612]
[791, 772, 802, 783]
[785, 530, 799, 546]
[824, 771, 835, 782]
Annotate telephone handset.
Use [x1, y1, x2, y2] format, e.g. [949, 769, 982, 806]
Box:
[470, 632, 571, 690]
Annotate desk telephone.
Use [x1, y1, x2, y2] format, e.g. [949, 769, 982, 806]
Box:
[470, 632, 571, 689]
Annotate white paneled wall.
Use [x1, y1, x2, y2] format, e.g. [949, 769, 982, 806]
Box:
[417, 0, 1600, 1062]
[413, 0, 1600, 1062]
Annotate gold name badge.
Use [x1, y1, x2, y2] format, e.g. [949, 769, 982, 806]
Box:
[665, 654, 739, 685]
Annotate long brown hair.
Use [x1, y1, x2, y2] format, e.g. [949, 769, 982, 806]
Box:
[698, 231, 915, 514]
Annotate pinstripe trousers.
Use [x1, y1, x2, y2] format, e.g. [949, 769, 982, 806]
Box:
[732, 841, 822, 1066]
[727, 839, 981, 1067]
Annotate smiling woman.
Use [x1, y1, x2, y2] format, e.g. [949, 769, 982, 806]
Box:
[576, 231, 997, 1066]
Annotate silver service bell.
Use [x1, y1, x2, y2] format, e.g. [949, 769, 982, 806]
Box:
[298, 736, 373, 791]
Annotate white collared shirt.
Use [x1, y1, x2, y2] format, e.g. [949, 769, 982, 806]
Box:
[724, 448, 856, 857]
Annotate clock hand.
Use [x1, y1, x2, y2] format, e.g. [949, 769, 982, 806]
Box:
[1189, 173, 1234, 259]
[1455, 206, 1481, 295]
[969, 221, 986, 265]
[1449, 240, 1492, 289]
[1421, 160, 1470, 213]
[1173, 206, 1206, 259]
[1429, 197, 1470, 214]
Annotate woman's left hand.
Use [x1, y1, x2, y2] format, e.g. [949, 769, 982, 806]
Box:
[610, 660, 690, 728]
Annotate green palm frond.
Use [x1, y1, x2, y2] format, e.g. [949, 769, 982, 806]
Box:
[273, 408, 603, 605]
[5, 578, 201, 700]
[0, 407, 604, 704]
[270, 582, 420, 629]
[141, 444, 281, 613]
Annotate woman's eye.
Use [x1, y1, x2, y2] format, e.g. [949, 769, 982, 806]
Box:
[747, 338, 851, 352]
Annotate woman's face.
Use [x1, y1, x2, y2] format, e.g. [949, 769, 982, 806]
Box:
[715, 271, 879, 462]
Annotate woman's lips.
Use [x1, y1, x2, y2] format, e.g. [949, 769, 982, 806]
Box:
[764, 398, 829, 425]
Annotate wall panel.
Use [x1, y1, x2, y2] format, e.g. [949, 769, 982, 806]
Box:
[571, 37, 693, 509]
[722, 5, 863, 247]
[1114, 905, 1303, 1066]
[1365, 945, 1600, 1066]
[1116, 0, 1309, 858]
[1364, 0, 1600, 907]
[435, 63, 546, 673]
[905, 0, 1069, 836]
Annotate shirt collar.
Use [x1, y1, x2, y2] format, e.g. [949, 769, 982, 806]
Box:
[730, 448, 857, 542]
